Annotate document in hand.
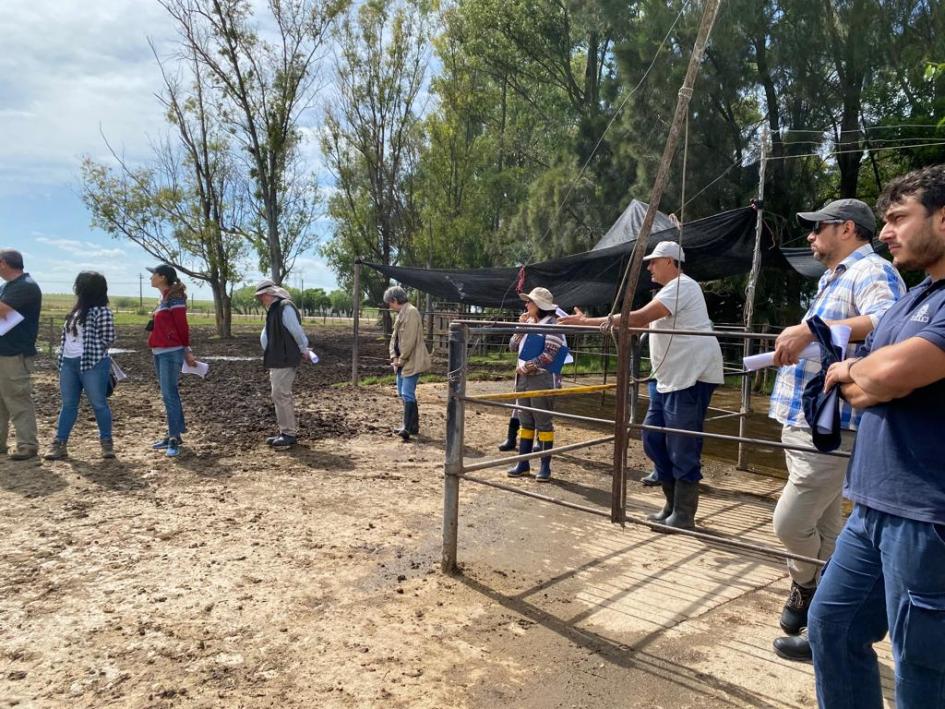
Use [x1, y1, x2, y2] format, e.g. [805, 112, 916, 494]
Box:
[743, 324, 852, 371]
[0, 308, 24, 336]
[308, 350, 319, 364]
[182, 360, 210, 378]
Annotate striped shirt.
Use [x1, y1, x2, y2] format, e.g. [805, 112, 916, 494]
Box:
[769, 243, 905, 430]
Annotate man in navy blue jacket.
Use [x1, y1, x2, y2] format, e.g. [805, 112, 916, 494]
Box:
[810, 164, 945, 709]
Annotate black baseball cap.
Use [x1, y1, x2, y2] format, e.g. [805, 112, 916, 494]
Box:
[797, 198, 876, 235]
[147, 264, 179, 284]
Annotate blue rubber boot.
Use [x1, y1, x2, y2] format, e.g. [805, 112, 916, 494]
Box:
[507, 430, 534, 477]
[535, 438, 554, 482]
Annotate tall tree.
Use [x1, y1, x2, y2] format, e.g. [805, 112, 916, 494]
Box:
[81, 44, 247, 337]
[159, 0, 346, 284]
[321, 0, 429, 317]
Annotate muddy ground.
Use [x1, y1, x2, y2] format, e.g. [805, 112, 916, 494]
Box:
[0, 325, 894, 708]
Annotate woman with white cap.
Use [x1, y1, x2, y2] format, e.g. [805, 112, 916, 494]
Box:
[506, 287, 569, 482]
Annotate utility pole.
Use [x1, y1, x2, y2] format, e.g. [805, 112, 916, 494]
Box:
[139, 273, 144, 307]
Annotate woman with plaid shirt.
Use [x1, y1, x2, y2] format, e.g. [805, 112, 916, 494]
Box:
[44, 272, 116, 460]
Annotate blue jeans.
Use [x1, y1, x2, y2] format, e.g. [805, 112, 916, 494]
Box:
[154, 349, 186, 438]
[56, 356, 112, 441]
[808, 504, 945, 709]
[642, 381, 716, 482]
[396, 369, 419, 403]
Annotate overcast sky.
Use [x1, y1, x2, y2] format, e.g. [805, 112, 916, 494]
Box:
[0, 0, 337, 299]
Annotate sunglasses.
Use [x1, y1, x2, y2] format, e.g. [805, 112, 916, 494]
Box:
[812, 220, 846, 234]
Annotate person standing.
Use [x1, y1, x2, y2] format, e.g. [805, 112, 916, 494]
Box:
[505, 288, 568, 482]
[767, 199, 905, 658]
[44, 272, 116, 460]
[560, 241, 724, 529]
[147, 264, 196, 458]
[809, 164, 945, 708]
[0, 249, 42, 460]
[385, 286, 431, 442]
[255, 279, 309, 449]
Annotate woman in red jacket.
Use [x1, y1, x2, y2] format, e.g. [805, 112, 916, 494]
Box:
[147, 264, 197, 457]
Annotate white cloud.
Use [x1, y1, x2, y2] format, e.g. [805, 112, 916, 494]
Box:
[35, 235, 125, 260]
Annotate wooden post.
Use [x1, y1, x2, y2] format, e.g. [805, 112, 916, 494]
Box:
[351, 260, 361, 386]
[442, 322, 467, 573]
[47, 316, 55, 356]
[611, 0, 723, 524]
[738, 131, 768, 470]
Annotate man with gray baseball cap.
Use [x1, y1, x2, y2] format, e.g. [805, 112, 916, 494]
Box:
[796, 198, 877, 235]
[767, 197, 906, 661]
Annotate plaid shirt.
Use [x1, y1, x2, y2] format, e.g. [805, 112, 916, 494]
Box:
[57, 306, 116, 372]
[769, 244, 905, 430]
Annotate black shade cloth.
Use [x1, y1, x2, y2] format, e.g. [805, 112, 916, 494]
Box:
[802, 315, 844, 452]
[362, 208, 793, 309]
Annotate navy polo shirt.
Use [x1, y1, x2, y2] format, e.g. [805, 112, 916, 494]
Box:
[0, 273, 42, 357]
[844, 276, 945, 525]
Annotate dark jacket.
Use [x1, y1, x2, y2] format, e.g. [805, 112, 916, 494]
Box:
[264, 299, 304, 369]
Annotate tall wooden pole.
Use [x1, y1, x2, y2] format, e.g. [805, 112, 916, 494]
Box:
[442, 323, 467, 573]
[611, 0, 723, 524]
[351, 259, 361, 386]
[738, 131, 768, 469]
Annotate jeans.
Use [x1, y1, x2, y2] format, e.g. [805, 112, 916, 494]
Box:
[396, 369, 419, 403]
[808, 504, 945, 709]
[642, 381, 716, 482]
[56, 356, 112, 441]
[154, 349, 186, 438]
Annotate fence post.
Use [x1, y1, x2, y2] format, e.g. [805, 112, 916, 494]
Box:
[47, 316, 56, 356]
[442, 322, 467, 574]
[351, 260, 361, 386]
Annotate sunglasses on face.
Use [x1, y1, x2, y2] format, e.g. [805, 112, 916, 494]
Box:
[812, 220, 845, 234]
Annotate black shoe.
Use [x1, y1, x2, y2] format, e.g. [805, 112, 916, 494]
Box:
[265, 434, 281, 445]
[780, 581, 816, 635]
[640, 470, 659, 486]
[773, 631, 812, 662]
[271, 434, 297, 449]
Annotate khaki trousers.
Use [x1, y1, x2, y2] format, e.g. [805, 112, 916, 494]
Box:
[269, 367, 298, 436]
[773, 424, 855, 586]
[0, 354, 38, 452]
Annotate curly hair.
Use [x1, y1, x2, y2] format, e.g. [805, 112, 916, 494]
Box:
[876, 164, 945, 216]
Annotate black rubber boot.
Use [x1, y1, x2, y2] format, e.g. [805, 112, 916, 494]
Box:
[497, 417, 520, 451]
[647, 479, 675, 522]
[399, 401, 418, 441]
[507, 435, 534, 477]
[535, 439, 553, 482]
[773, 630, 812, 662]
[663, 480, 699, 530]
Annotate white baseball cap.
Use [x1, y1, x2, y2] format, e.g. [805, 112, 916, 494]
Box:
[642, 240, 685, 263]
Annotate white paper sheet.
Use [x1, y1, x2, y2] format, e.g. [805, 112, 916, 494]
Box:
[743, 324, 852, 371]
[182, 360, 210, 378]
[308, 350, 319, 364]
[0, 309, 24, 336]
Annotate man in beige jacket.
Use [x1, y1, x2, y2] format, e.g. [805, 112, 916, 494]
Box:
[385, 286, 431, 441]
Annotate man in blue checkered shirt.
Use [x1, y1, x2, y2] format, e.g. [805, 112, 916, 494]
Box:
[767, 199, 906, 661]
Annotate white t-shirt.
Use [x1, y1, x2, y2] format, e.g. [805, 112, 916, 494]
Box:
[62, 323, 84, 358]
[649, 274, 724, 393]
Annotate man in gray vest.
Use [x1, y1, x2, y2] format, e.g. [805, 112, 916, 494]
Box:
[255, 280, 310, 449]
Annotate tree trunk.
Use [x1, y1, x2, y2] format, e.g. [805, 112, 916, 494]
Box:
[209, 279, 233, 338]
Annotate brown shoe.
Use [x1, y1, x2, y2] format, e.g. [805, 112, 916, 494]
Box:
[101, 439, 116, 459]
[10, 447, 38, 461]
[43, 440, 68, 461]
